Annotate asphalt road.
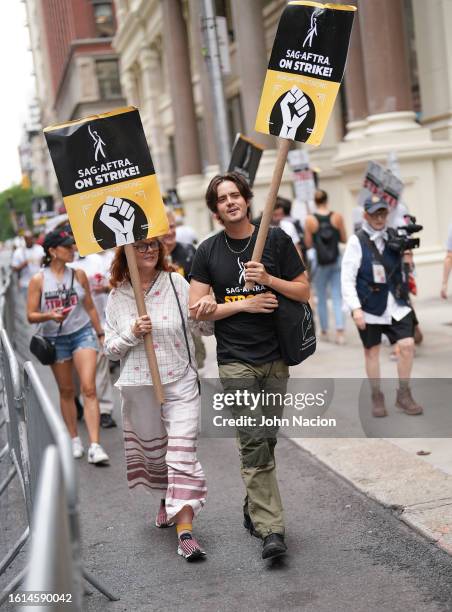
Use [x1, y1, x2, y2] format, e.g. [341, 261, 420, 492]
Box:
[1, 281, 452, 611]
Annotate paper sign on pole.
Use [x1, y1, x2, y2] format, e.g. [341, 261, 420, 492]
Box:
[32, 195, 56, 227]
[287, 149, 316, 203]
[44, 106, 168, 256]
[255, 1, 356, 146]
[227, 133, 264, 188]
[358, 161, 404, 209]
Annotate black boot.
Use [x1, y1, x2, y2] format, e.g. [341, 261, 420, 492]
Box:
[262, 533, 287, 559]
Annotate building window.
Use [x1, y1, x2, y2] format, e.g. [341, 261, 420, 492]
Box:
[96, 60, 122, 100]
[227, 94, 244, 144]
[403, 0, 422, 119]
[92, 2, 115, 38]
[215, 0, 234, 42]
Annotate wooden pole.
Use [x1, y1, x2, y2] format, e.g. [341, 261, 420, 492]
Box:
[245, 137, 291, 290]
[124, 244, 165, 405]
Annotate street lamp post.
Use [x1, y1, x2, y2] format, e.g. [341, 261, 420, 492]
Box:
[200, 0, 231, 173]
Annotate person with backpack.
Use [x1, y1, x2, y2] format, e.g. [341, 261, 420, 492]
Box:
[304, 189, 347, 344]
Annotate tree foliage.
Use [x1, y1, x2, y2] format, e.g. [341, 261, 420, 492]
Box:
[0, 185, 39, 241]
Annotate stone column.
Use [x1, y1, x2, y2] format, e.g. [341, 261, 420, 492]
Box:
[115, 0, 128, 26]
[161, 0, 202, 177]
[139, 46, 172, 190]
[230, 0, 273, 147]
[188, 0, 218, 171]
[411, 0, 452, 140]
[161, 0, 208, 237]
[359, 0, 418, 134]
[343, 1, 368, 140]
[120, 67, 139, 107]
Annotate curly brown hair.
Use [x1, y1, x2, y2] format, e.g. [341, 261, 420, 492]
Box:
[109, 240, 172, 288]
[205, 172, 253, 215]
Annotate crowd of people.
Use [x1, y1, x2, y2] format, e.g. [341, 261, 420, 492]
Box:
[7, 173, 451, 563]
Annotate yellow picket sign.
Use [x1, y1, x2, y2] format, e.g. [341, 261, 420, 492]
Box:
[255, 1, 356, 146]
[44, 106, 168, 256]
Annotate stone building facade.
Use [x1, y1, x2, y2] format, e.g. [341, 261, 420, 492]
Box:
[112, 0, 452, 296]
[24, 0, 126, 206]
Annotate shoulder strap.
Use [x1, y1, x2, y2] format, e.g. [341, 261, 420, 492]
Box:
[57, 268, 75, 336]
[168, 272, 192, 367]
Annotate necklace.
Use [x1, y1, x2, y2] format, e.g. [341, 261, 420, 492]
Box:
[223, 230, 254, 254]
[143, 271, 160, 295]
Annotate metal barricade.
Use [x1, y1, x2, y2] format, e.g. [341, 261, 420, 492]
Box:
[0, 330, 31, 512]
[21, 362, 118, 604]
[19, 446, 80, 612]
[0, 330, 31, 582]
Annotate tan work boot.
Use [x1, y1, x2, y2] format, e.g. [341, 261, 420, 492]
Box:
[371, 390, 387, 418]
[395, 387, 423, 415]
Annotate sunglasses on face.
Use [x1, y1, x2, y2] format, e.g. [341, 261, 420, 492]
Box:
[133, 240, 160, 253]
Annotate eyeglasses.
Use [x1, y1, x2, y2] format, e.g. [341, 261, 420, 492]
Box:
[369, 210, 389, 219]
[133, 240, 160, 253]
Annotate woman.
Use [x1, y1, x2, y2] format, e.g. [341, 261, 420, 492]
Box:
[27, 229, 109, 465]
[103, 237, 215, 561]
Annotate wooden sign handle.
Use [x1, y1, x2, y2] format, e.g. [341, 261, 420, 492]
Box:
[124, 244, 165, 405]
[245, 138, 291, 290]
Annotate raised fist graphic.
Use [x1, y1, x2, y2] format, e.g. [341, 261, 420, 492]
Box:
[279, 86, 310, 140]
[99, 196, 136, 246]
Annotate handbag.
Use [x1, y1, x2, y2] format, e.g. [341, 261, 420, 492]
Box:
[29, 269, 75, 366]
[29, 334, 57, 365]
[271, 230, 316, 366]
[168, 272, 201, 394]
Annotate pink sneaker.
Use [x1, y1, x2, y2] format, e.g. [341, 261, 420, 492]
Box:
[177, 533, 206, 561]
[155, 500, 174, 528]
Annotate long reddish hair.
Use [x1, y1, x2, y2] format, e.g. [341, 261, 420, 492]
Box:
[109, 240, 172, 288]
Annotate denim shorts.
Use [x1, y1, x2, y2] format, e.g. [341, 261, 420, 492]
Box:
[46, 323, 98, 363]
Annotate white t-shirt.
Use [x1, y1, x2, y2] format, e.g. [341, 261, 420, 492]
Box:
[176, 225, 197, 245]
[11, 244, 44, 289]
[280, 219, 300, 246]
[69, 251, 113, 324]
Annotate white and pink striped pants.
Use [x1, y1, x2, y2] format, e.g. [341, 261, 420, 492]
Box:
[119, 368, 206, 521]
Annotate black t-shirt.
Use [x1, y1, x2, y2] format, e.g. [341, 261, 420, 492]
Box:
[190, 226, 305, 365]
[169, 242, 196, 279]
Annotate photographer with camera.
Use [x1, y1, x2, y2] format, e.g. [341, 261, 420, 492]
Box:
[341, 196, 423, 418]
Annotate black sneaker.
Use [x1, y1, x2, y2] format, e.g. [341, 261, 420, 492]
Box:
[243, 512, 260, 538]
[100, 414, 117, 428]
[262, 533, 287, 560]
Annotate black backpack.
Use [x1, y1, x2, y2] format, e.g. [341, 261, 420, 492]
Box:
[313, 213, 339, 265]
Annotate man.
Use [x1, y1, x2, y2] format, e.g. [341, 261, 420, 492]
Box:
[341, 195, 423, 418]
[69, 250, 117, 428]
[304, 190, 347, 344]
[189, 172, 309, 560]
[11, 230, 44, 297]
[440, 223, 452, 299]
[162, 208, 206, 369]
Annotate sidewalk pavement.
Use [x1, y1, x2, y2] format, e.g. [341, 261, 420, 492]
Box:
[200, 294, 452, 555]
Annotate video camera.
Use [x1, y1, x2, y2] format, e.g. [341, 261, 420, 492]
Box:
[387, 215, 423, 253]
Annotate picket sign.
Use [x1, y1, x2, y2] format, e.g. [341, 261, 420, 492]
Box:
[44, 107, 167, 404]
[246, 1, 356, 288]
[124, 245, 165, 405]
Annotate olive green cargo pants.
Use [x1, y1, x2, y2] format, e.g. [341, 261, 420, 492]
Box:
[218, 359, 289, 538]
